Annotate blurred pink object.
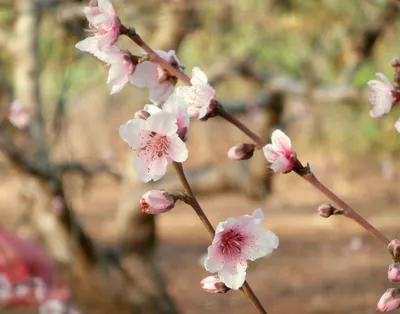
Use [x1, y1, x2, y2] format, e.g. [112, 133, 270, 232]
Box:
[377, 288, 400, 312]
[8, 100, 30, 130]
[0, 228, 70, 307]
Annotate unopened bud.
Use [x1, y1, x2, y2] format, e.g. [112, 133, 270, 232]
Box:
[140, 190, 176, 214]
[227, 143, 256, 161]
[391, 57, 400, 68]
[388, 239, 400, 260]
[317, 203, 341, 218]
[134, 110, 150, 120]
[388, 263, 400, 282]
[200, 275, 229, 294]
[377, 288, 400, 312]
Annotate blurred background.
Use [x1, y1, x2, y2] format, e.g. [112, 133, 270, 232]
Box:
[0, 0, 400, 313]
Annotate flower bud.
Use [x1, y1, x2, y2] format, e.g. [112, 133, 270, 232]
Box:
[200, 275, 229, 294]
[227, 143, 256, 161]
[388, 239, 400, 260]
[140, 190, 176, 214]
[388, 263, 400, 282]
[377, 288, 400, 312]
[317, 203, 337, 218]
[134, 110, 150, 120]
[391, 57, 400, 68]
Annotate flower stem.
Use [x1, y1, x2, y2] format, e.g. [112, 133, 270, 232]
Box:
[217, 106, 266, 147]
[214, 106, 390, 246]
[296, 169, 390, 246]
[172, 162, 268, 314]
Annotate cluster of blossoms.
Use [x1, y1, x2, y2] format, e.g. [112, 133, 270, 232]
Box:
[76, 0, 400, 309]
[76, 0, 282, 292]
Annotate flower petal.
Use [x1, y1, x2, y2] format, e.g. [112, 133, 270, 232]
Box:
[270, 155, 292, 173]
[262, 144, 279, 163]
[133, 154, 151, 183]
[218, 259, 248, 290]
[167, 134, 188, 162]
[271, 129, 292, 153]
[204, 244, 226, 273]
[145, 111, 177, 136]
[119, 119, 145, 149]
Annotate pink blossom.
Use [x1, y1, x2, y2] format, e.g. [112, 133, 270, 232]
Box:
[388, 263, 400, 282]
[93, 47, 136, 94]
[204, 208, 279, 290]
[119, 111, 188, 182]
[377, 288, 400, 312]
[174, 67, 216, 119]
[263, 130, 295, 173]
[368, 73, 395, 118]
[75, 0, 120, 53]
[131, 50, 183, 105]
[200, 275, 229, 294]
[8, 100, 30, 129]
[140, 190, 176, 214]
[144, 94, 190, 142]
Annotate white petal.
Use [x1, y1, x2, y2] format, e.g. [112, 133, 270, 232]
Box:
[270, 155, 292, 173]
[218, 259, 248, 290]
[119, 119, 145, 149]
[148, 156, 168, 181]
[376, 72, 392, 87]
[145, 111, 177, 136]
[167, 134, 188, 162]
[262, 144, 279, 163]
[191, 67, 208, 84]
[149, 83, 174, 105]
[251, 208, 264, 223]
[204, 244, 226, 273]
[133, 154, 151, 183]
[130, 62, 159, 88]
[271, 129, 292, 153]
[144, 104, 162, 115]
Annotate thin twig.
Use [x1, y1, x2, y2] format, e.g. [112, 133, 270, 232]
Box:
[173, 162, 268, 314]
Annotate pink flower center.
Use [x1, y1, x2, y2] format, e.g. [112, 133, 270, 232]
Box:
[142, 131, 170, 159]
[219, 229, 243, 256]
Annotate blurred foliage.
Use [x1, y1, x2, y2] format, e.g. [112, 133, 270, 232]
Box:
[1, 0, 400, 156]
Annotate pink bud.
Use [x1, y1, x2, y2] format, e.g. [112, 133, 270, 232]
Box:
[391, 57, 400, 68]
[377, 288, 400, 312]
[388, 263, 400, 282]
[227, 143, 256, 161]
[317, 203, 338, 218]
[134, 110, 150, 120]
[388, 239, 400, 260]
[140, 190, 176, 214]
[200, 275, 229, 294]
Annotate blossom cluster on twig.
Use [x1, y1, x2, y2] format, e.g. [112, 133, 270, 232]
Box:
[75, 0, 400, 312]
